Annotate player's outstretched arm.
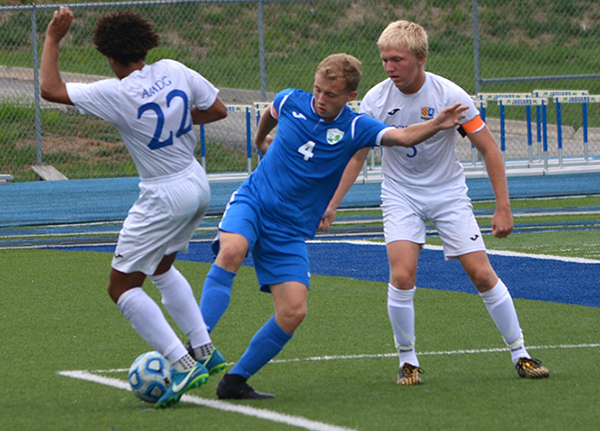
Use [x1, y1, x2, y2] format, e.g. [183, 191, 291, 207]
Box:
[380, 103, 467, 148]
[40, 6, 74, 105]
[255, 105, 278, 155]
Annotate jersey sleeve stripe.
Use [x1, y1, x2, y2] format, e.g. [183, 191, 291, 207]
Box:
[270, 103, 278, 119]
[273, 92, 292, 120]
[351, 116, 360, 140]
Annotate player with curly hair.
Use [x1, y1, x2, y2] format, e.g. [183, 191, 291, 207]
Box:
[40, 7, 228, 408]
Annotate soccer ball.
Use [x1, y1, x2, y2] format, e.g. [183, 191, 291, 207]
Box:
[128, 351, 172, 403]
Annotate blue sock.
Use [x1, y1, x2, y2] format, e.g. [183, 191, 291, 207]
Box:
[200, 264, 236, 332]
[230, 316, 293, 379]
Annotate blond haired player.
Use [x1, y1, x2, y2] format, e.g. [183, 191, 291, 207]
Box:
[323, 21, 549, 384]
[200, 53, 467, 399]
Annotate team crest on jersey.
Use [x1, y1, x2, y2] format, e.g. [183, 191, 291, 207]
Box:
[326, 128, 344, 145]
[420, 107, 435, 120]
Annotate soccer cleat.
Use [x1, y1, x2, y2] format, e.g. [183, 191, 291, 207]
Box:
[200, 348, 227, 376]
[515, 357, 550, 379]
[216, 373, 275, 400]
[396, 363, 423, 386]
[154, 362, 209, 408]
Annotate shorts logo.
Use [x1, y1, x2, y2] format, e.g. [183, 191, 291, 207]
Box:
[470, 234, 480, 241]
[326, 128, 344, 145]
[420, 107, 435, 120]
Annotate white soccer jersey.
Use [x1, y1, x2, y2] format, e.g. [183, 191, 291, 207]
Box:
[66, 59, 219, 179]
[360, 72, 481, 189]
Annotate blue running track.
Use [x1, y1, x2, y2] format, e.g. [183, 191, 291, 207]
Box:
[3, 172, 600, 227]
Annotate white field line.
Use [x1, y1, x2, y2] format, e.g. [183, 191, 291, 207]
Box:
[268, 342, 600, 364]
[429, 243, 600, 264]
[59, 342, 599, 430]
[308, 239, 600, 264]
[57, 370, 358, 431]
[67, 342, 600, 375]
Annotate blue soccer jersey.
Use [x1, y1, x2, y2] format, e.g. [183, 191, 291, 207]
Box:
[237, 88, 390, 238]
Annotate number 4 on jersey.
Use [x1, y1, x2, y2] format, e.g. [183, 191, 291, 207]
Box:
[298, 141, 315, 161]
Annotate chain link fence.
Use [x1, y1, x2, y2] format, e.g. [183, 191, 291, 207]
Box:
[1, 0, 600, 182]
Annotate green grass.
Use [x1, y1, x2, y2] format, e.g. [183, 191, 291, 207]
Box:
[1, 196, 600, 430]
[0, 250, 598, 430]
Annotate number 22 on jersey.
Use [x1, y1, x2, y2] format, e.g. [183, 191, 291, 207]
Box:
[138, 89, 192, 150]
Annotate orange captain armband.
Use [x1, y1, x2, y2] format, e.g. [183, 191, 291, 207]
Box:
[457, 115, 485, 137]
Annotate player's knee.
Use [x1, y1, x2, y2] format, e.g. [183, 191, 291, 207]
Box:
[468, 266, 497, 291]
[277, 303, 307, 333]
[215, 243, 246, 270]
[107, 282, 122, 303]
[390, 268, 417, 290]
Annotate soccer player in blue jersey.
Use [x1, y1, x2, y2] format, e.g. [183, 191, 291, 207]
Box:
[199, 53, 467, 399]
[41, 7, 228, 408]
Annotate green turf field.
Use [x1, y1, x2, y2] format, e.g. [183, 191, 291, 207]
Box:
[1, 197, 600, 430]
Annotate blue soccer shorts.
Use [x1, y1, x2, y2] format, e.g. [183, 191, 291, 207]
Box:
[217, 192, 311, 292]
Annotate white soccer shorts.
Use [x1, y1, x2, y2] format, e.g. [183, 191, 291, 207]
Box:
[382, 182, 486, 260]
[112, 162, 210, 275]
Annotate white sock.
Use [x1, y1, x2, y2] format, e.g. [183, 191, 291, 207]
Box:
[387, 284, 419, 367]
[117, 287, 187, 365]
[479, 279, 530, 365]
[150, 266, 211, 349]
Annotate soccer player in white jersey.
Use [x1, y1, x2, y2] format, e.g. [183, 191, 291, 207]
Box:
[198, 53, 467, 399]
[40, 7, 229, 407]
[323, 21, 549, 385]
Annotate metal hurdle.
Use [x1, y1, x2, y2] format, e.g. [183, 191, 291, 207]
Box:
[200, 103, 254, 175]
[497, 97, 549, 168]
[547, 93, 599, 165]
[476, 93, 533, 167]
[532, 90, 589, 164]
[254, 101, 271, 125]
[476, 92, 532, 122]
